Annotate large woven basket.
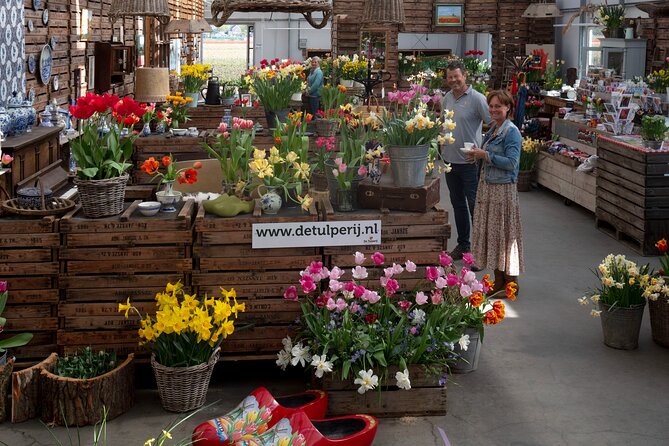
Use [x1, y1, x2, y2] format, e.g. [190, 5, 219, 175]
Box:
[649, 296, 669, 348]
[517, 170, 532, 192]
[151, 348, 220, 412]
[74, 174, 129, 218]
[314, 118, 339, 137]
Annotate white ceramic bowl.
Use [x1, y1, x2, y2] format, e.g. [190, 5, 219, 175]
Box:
[138, 201, 161, 216]
[172, 128, 188, 136]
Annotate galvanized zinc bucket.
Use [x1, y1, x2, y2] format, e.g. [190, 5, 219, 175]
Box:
[387, 144, 429, 188]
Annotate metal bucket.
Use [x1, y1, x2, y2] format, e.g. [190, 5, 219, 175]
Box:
[450, 328, 482, 374]
[324, 159, 362, 212]
[387, 144, 429, 188]
[599, 301, 646, 350]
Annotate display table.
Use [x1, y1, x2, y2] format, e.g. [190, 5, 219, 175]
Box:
[595, 135, 669, 255]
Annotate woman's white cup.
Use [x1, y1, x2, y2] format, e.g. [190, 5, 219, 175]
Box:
[464, 142, 474, 150]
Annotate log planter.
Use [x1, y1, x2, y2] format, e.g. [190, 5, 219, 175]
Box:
[313, 364, 448, 418]
[0, 356, 14, 423]
[39, 354, 135, 426]
[11, 353, 58, 423]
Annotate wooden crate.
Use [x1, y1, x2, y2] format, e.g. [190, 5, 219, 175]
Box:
[596, 136, 669, 255]
[314, 364, 447, 417]
[57, 200, 195, 357]
[535, 152, 596, 212]
[187, 105, 268, 130]
[193, 202, 320, 359]
[0, 215, 59, 365]
[357, 175, 441, 213]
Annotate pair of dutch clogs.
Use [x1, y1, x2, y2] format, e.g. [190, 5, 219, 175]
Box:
[192, 387, 378, 446]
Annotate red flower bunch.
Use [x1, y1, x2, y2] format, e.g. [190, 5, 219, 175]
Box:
[69, 92, 120, 119]
[657, 238, 669, 276]
[140, 154, 201, 185]
[464, 50, 484, 57]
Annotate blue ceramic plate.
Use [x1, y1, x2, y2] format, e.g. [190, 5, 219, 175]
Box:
[28, 54, 36, 74]
[50, 36, 57, 50]
[27, 19, 34, 33]
[39, 44, 52, 85]
[33, 0, 41, 10]
[42, 8, 48, 25]
[53, 75, 59, 91]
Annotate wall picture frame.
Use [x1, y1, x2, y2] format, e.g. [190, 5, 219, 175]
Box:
[80, 8, 93, 41]
[87, 55, 95, 89]
[435, 4, 464, 27]
[360, 31, 387, 70]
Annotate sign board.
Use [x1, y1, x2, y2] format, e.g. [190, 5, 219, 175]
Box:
[252, 220, 382, 249]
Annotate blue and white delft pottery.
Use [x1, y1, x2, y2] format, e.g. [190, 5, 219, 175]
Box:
[140, 122, 151, 137]
[0, 107, 11, 137]
[40, 44, 52, 85]
[260, 186, 282, 214]
[28, 54, 36, 74]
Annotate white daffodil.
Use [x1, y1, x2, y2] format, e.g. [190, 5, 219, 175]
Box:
[395, 369, 411, 390]
[590, 294, 600, 303]
[276, 349, 291, 370]
[311, 354, 334, 378]
[578, 296, 589, 306]
[290, 343, 311, 367]
[282, 336, 293, 352]
[411, 309, 426, 325]
[458, 334, 471, 351]
[591, 309, 602, 317]
[354, 369, 378, 394]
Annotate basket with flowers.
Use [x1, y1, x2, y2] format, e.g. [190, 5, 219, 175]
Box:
[276, 251, 511, 415]
[119, 281, 245, 411]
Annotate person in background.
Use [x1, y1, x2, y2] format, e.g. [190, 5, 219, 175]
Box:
[466, 90, 524, 293]
[441, 60, 491, 263]
[307, 56, 324, 116]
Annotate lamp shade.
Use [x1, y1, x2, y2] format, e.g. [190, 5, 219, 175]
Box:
[361, 0, 405, 25]
[109, 0, 171, 24]
[134, 68, 170, 103]
[522, 2, 562, 18]
[164, 19, 213, 34]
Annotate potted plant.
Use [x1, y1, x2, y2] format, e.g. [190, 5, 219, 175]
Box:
[251, 59, 305, 127]
[0, 281, 33, 366]
[579, 254, 669, 350]
[119, 281, 246, 412]
[649, 239, 669, 348]
[645, 66, 669, 99]
[335, 54, 368, 87]
[277, 251, 503, 416]
[518, 137, 541, 192]
[178, 63, 211, 107]
[40, 347, 134, 426]
[161, 92, 192, 129]
[381, 84, 456, 188]
[640, 115, 668, 150]
[202, 116, 256, 196]
[69, 93, 146, 218]
[314, 84, 347, 137]
[311, 135, 336, 191]
[594, 3, 626, 38]
[140, 154, 201, 212]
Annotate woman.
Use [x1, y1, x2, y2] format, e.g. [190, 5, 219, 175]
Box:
[307, 57, 324, 116]
[466, 90, 524, 293]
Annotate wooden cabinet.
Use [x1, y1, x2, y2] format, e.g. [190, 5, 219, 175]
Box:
[94, 43, 135, 93]
[1, 127, 62, 196]
[600, 38, 647, 79]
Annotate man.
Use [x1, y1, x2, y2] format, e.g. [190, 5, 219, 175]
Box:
[442, 60, 491, 261]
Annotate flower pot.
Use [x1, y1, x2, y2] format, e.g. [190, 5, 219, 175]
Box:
[40, 354, 135, 426]
[598, 301, 646, 350]
[643, 139, 663, 150]
[341, 79, 354, 88]
[152, 348, 220, 412]
[281, 183, 306, 209]
[311, 171, 329, 192]
[517, 170, 533, 192]
[314, 118, 339, 137]
[450, 328, 482, 374]
[155, 181, 182, 213]
[185, 92, 199, 108]
[260, 186, 282, 214]
[265, 108, 291, 129]
[386, 144, 430, 188]
[649, 295, 669, 348]
[74, 173, 129, 218]
[324, 159, 362, 212]
[140, 122, 152, 137]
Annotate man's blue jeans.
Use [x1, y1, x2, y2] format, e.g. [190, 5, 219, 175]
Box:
[445, 163, 479, 249]
[309, 96, 320, 116]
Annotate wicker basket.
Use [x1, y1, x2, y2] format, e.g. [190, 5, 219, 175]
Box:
[74, 174, 129, 218]
[314, 118, 339, 137]
[517, 170, 533, 192]
[151, 348, 220, 412]
[649, 296, 669, 348]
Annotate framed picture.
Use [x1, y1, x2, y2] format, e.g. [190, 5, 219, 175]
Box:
[360, 31, 386, 70]
[435, 4, 464, 27]
[87, 55, 95, 89]
[80, 9, 93, 41]
[241, 93, 252, 106]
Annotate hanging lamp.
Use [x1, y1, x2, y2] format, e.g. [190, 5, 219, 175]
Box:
[522, 1, 562, 19]
[109, 0, 171, 25]
[361, 0, 405, 25]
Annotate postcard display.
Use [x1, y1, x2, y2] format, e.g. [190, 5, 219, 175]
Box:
[0, 0, 25, 103]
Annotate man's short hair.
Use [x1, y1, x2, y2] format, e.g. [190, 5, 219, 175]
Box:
[446, 60, 466, 74]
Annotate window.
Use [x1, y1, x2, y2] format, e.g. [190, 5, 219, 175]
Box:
[581, 27, 603, 77]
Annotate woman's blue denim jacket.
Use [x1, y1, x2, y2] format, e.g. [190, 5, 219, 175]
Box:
[482, 119, 522, 184]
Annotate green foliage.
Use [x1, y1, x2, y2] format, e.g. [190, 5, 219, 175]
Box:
[0, 284, 33, 353]
[54, 347, 118, 379]
[69, 124, 134, 180]
[640, 115, 669, 141]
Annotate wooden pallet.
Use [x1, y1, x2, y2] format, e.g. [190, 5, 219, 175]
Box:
[314, 364, 448, 417]
[0, 215, 59, 364]
[57, 200, 195, 356]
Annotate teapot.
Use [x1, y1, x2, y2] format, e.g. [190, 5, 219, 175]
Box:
[201, 77, 222, 105]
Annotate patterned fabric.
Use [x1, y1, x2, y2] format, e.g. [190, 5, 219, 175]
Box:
[0, 0, 25, 102]
[471, 170, 525, 276]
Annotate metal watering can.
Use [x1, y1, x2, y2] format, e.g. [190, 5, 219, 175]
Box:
[201, 77, 222, 105]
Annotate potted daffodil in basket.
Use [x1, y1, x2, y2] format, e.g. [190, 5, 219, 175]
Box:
[277, 251, 510, 416]
[120, 281, 246, 412]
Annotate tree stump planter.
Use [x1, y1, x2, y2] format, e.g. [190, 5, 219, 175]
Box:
[39, 354, 135, 426]
[313, 364, 447, 418]
[11, 352, 58, 423]
[0, 357, 14, 422]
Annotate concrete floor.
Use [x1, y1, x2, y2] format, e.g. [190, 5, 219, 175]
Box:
[2, 186, 669, 445]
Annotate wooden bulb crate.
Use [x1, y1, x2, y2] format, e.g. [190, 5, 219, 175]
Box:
[193, 202, 320, 360]
[187, 105, 269, 130]
[57, 201, 195, 358]
[0, 215, 59, 366]
[357, 175, 441, 213]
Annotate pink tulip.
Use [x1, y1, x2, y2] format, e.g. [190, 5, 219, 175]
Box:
[431, 290, 444, 304]
[283, 286, 298, 301]
[371, 251, 385, 265]
[358, 165, 368, 176]
[405, 260, 417, 272]
[462, 252, 475, 266]
[438, 252, 453, 267]
[415, 291, 428, 305]
[335, 298, 348, 312]
[426, 266, 439, 281]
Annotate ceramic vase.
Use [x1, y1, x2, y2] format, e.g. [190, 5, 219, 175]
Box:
[260, 186, 282, 214]
[156, 181, 182, 213]
[140, 122, 151, 137]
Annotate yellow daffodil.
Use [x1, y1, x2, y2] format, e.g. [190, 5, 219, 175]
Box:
[118, 297, 132, 318]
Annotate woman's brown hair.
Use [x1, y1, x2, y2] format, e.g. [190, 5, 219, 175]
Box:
[487, 89, 515, 118]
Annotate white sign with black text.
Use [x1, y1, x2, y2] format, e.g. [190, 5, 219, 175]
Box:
[252, 220, 382, 249]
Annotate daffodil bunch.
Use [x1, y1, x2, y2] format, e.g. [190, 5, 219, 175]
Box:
[333, 107, 381, 190]
[519, 137, 541, 171]
[248, 148, 312, 211]
[594, 4, 625, 31]
[178, 64, 212, 93]
[579, 255, 669, 316]
[119, 281, 245, 367]
[337, 54, 369, 81]
[646, 68, 669, 91]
